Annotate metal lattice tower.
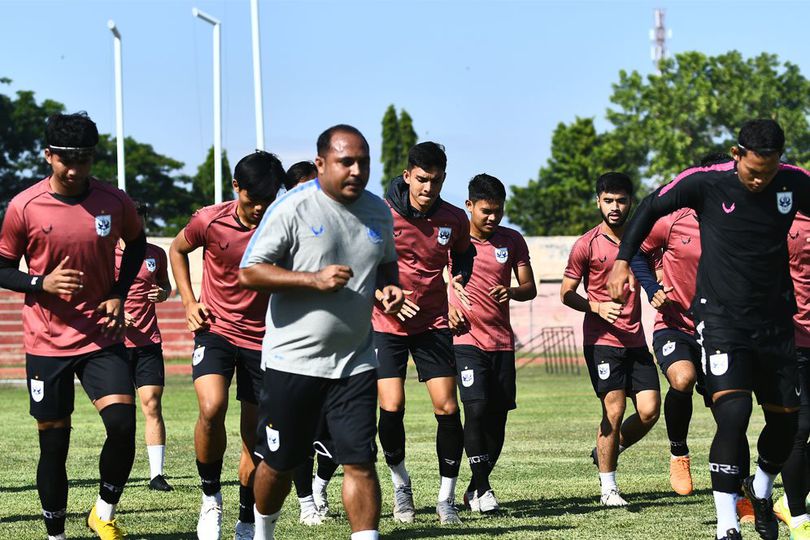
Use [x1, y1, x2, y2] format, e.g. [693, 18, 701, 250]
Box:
[649, 8, 672, 73]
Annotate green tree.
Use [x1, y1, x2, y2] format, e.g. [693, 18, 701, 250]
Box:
[193, 146, 232, 204]
[380, 105, 418, 192]
[398, 109, 417, 168]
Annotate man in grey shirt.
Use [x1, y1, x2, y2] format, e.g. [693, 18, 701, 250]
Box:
[239, 124, 404, 540]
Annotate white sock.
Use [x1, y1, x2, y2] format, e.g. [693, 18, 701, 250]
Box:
[203, 491, 222, 507]
[791, 513, 810, 528]
[438, 476, 457, 502]
[351, 531, 380, 540]
[671, 453, 689, 460]
[752, 466, 777, 499]
[147, 444, 165, 479]
[95, 497, 115, 521]
[389, 460, 410, 487]
[254, 507, 280, 540]
[48, 535, 66, 540]
[618, 445, 626, 454]
[313, 474, 329, 493]
[599, 471, 617, 495]
[299, 495, 315, 509]
[713, 491, 739, 539]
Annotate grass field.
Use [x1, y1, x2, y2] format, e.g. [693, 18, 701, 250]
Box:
[0, 364, 789, 539]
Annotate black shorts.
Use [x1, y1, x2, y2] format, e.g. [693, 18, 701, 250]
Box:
[697, 317, 798, 408]
[127, 343, 165, 388]
[255, 368, 377, 471]
[584, 345, 660, 396]
[191, 331, 262, 404]
[26, 344, 134, 421]
[374, 330, 456, 382]
[454, 345, 516, 411]
[312, 410, 336, 459]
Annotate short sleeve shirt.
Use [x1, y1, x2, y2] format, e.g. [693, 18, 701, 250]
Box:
[789, 212, 810, 348]
[116, 242, 168, 348]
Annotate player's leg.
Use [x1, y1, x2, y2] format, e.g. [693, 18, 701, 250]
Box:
[618, 348, 661, 450]
[312, 414, 339, 517]
[234, 346, 264, 539]
[132, 344, 172, 491]
[455, 345, 491, 511]
[293, 450, 322, 525]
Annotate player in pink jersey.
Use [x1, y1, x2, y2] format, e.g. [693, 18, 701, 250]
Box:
[561, 172, 661, 507]
[0, 113, 145, 539]
[447, 174, 536, 514]
[373, 142, 476, 524]
[169, 151, 286, 540]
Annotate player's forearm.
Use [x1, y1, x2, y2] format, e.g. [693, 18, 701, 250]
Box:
[169, 246, 197, 307]
[0, 257, 43, 293]
[450, 244, 476, 285]
[510, 281, 537, 302]
[561, 289, 596, 314]
[239, 263, 318, 293]
[376, 261, 400, 289]
[629, 250, 662, 300]
[110, 231, 146, 299]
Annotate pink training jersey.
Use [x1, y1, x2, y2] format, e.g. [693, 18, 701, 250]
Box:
[789, 212, 810, 348]
[372, 201, 471, 335]
[564, 225, 646, 348]
[640, 208, 701, 335]
[116, 242, 168, 348]
[452, 226, 531, 351]
[183, 201, 268, 350]
[0, 178, 142, 356]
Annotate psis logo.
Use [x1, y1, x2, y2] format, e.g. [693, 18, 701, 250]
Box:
[662, 341, 676, 356]
[778, 191, 794, 214]
[145, 258, 157, 272]
[709, 352, 728, 376]
[494, 247, 509, 264]
[95, 215, 112, 237]
[266, 425, 280, 452]
[192, 346, 205, 366]
[437, 227, 452, 246]
[30, 379, 44, 403]
[461, 369, 474, 387]
[367, 225, 383, 244]
[597, 363, 610, 380]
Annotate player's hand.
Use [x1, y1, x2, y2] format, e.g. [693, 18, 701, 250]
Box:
[607, 260, 632, 303]
[147, 284, 169, 303]
[596, 301, 623, 324]
[185, 301, 210, 332]
[488, 285, 511, 304]
[448, 304, 469, 334]
[43, 256, 84, 296]
[95, 297, 124, 338]
[450, 274, 472, 310]
[650, 285, 674, 310]
[313, 265, 353, 292]
[379, 285, 405, 315]
[123, 311, 135, 328]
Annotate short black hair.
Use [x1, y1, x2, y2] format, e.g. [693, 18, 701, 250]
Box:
[468, 173, 506, 203]
[738, 119, 785, 156]
[407, 141, 446, 173]
[233, 150, 286, 202]
[699, 152, 732, 167]
[45, 112, 99, 149]
[285, 161, 317, 190]
[316, 124, 368, 157]
[595, 172, 633, 197]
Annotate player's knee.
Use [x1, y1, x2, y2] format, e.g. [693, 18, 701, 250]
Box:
[433, 401, 459, 416]
[198, 399, 227, 427]
[343, 462, 376, 481]
[140, 395, 162, 419]
[667, 369, 696, 392]
[638, 403, 661, 425]
[100, 403, 136, 443]
[463, 401, 488, 423]
[711, 392, 753, 434]
[38, 426, 71, 461]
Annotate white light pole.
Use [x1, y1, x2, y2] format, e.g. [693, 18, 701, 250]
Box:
[250, 0, 265, 150]
[192, 7, 223, 204]
[107, 20, 125, 191]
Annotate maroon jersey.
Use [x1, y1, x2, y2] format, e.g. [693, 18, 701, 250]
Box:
[640, 208, 701, 334]
[0, 178, 142, 356]
[116, 242, 168, 348]
[451, 226, 531, 351]
[371, 200, 470, 335]
[789, 212, 810, 348]
[564, 225, 646, 348]
[183, 201, 268, 349]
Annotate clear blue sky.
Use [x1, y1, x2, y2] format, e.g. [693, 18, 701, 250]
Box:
[2, 0, 809, 211]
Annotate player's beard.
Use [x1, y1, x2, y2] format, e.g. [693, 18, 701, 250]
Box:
[600, 208, 629, 228]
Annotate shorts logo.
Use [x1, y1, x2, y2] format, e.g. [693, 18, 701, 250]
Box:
[662, 341, 676, 356]
[437, 227, 452, 246]
[494, 247, 509, 264]
[95, 215, 111, 237]
[597, 363, 610, 380]
[30, 379, 44, 402]
[266, 426, 280, 452]
[778, 191, 793, 214]
[460, 369, 474, 387]
[367, 225, 383, 244]
[192, 346, 205, 366]
[145, 258, 157, 272]
[709, 352, 728, 376]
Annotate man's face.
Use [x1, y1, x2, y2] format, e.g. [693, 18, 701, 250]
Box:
[466, 199, 504, 235]
[732, 146, 782, 193]
[234, 182, 273, 226]
[315, 131, 370, 203]
[403, 166, 445, 212]
[45, 149, 93, 190]
[597, 191, 631, 228]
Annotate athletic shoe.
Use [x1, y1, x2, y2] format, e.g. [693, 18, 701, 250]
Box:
[478, 490, 500, 514]
[590, 447, 598, 467]
[463, 490, 480, 512]
[741, 475, 778, 540]
[49, 535, 67, 540]
[669, 455, 693, 495]
[86, 505, 124, 540]
[299, 496, 324, 526]
[774, 494, 792, 525]
[197, 494, 223, 540]
[718, 529, 742, 540]
[738, 496, 755, 524]
[233, 520, 254, 540]
[436, 498, 462, 524]
[600, 488, 628, 507]
[149, 474, 173, 492]
[392, 483, 416, 523]
[312, 481, 329, 517]
[791, 520, 810, 539]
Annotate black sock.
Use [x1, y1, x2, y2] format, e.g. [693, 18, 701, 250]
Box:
[379, 408, 406, 466]
[99, 404, 136, 504]
[737, 435, 751, 496]
[293, 456, 314, 498]
[196, 459, 223, 496]
[38, 427, 70, 536]
[463, 401, 491, 496]
[709, 393, 752, 494]
[665, 387, 693, 456]
[483, 411, 508, 471]
[436, 411, 463, 478]
[316, 453, 339, 482]
[239, 484, 255, 523]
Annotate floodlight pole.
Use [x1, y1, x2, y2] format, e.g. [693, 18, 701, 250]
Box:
[192, 8, 223, 204]
[107, 20, 125, 191]
[250, 0, 265, 150]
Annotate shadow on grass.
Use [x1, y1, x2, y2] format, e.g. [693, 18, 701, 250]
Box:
[0, 475, 196, 494]
[386, 523, 573, 538]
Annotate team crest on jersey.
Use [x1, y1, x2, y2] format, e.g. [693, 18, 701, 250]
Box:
[777, 191, 793, 214]
[461, 369, 474, 387]
[662, 341, 676, 356]
[367, 225, 383, 244]
[145, 258, 157, 272]
[597, 363, 610, 380]
[709, 352, 728, 376]
[494, 247, 509, 264]
[192, 346, 205, 366]
[266, 426, 280, 452]
[437, 227, 452, 246]
[30, 379, 44, 402]
[95, 215, 111, 237]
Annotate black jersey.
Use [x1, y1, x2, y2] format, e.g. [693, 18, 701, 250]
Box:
[618, 161, 810, 329]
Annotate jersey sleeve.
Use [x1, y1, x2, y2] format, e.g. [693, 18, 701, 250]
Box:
[790, 166, 810, 216]
[120, 193, 143, 242]
[563, 237, 588, 280]
[381, 212, 397, 265]
[240, 205, 294, 268]
[183, 209, 209, 249]
[513, 232, 531, 269]
[155, 246, 170, 286]
[0, 199, 27, 261]
[640, 214, 669, 255]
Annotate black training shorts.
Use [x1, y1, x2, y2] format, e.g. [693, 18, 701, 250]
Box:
[191, 331, 262, 404]
[374, 330, 456, 382]
[584, 345, 660, 396]
[454, 345, 516, 411]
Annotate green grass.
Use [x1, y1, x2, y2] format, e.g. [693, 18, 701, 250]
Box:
[0, 365, 786, 539]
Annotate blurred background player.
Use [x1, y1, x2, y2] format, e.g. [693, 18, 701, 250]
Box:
[561, 172, 661, 507]
[285, 160, 318, 190]
[170, 151, 286, 540]
[448, 174, 536, 513]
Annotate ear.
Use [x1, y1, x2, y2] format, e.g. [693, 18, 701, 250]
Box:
[315, 156, 325, 175]
[465, 199, 474, 212]
[232, 178, 239, 193]
[730, 146, 741, 161]
[402, 168, 411, 184]
[44, 148, 53, 165]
